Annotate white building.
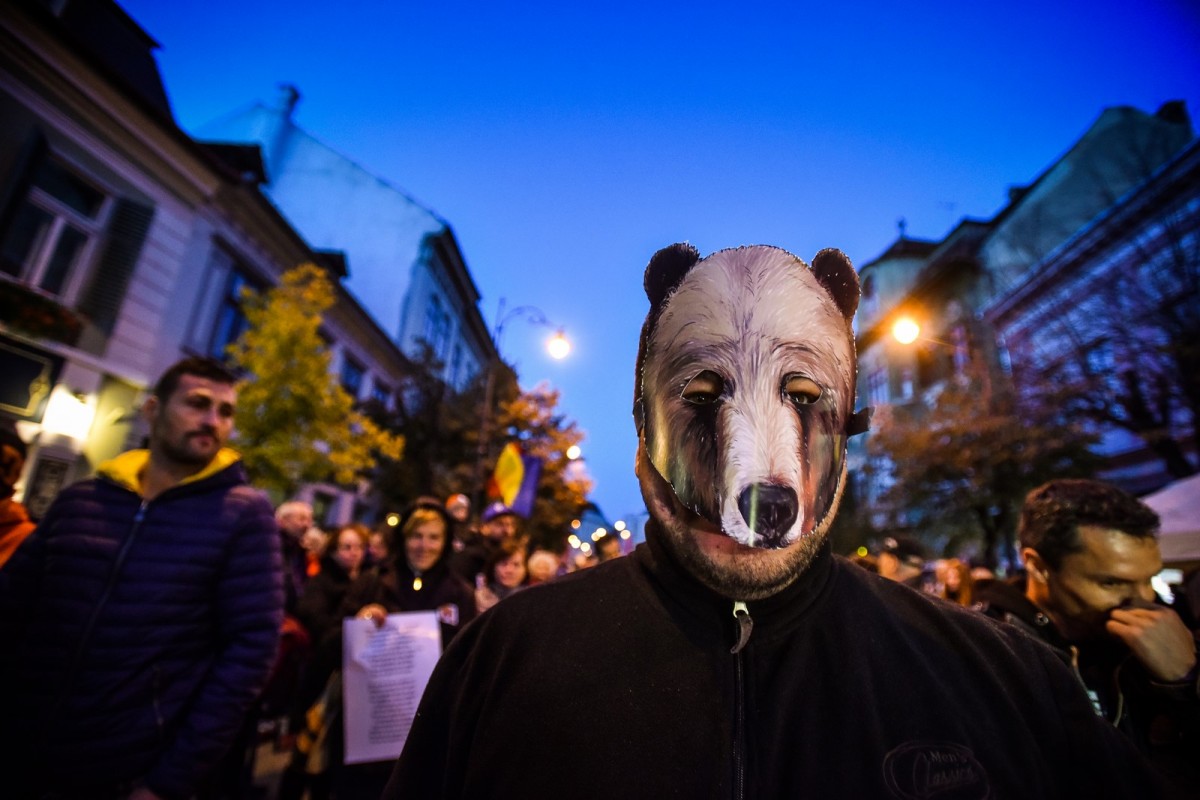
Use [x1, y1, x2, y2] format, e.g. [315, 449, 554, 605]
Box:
[197, 86, 495, 390]
[0, 0, 418, 525]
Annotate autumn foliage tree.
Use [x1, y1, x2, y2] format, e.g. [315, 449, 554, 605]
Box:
[867, 360, 1099, 567]
[227, 263, 404, 499]
[373, 347, 591, 553]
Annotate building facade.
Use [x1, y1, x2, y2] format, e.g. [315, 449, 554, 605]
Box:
[0, 0, 420, 525]
[984, 138, 1200, 493]
[850, 102, 1195, 530]
[195, 87, 496, 390]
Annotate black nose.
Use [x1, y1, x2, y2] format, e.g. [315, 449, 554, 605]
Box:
[737, 483, 798, 547]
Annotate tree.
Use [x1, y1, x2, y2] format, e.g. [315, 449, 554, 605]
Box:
[493, 382, 592, 553]
[372, 349, 591, 552]
[1012, 172, 1199, 480]
[867, 359, 1099, 568]
[227, 263, 404, 499]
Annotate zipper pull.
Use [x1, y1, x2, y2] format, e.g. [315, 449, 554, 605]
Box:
[731, 601, 753, 654]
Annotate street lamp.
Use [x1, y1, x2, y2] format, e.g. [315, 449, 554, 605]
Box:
[473, 297, 570, 512]
[891, 317, 921, 345]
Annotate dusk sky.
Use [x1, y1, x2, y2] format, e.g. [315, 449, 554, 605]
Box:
[120, 0, 1200, 523]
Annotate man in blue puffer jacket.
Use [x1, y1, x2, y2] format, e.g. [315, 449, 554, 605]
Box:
[0, 357, 283, 800]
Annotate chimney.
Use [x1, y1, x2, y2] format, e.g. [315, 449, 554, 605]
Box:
[1155, 100, 1189, 128]
[275, 84, 301, 120]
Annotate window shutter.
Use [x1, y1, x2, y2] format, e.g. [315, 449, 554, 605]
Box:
[77, 197, 154, 334]
[0, 131, 48, 269]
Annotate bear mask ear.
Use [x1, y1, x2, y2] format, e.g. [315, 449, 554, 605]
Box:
[644, 243, 701, 309]
[811, 248, 860, 320]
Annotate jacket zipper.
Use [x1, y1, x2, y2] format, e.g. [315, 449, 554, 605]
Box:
[45, 501, 151, 735]
[731, 601, 752, 800]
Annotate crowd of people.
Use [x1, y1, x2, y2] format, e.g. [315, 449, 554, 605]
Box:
[0, 357, 627, 798]
[1, 238, 1198, 800]
[245, 450, 628, 795]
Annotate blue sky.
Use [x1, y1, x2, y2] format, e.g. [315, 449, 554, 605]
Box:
[120, 0, 1200, 522]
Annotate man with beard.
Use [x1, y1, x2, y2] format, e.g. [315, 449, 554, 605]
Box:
[384, 244, 1169, 798]
[975, 478, 1200, 793]
[0, 357, 283, 800]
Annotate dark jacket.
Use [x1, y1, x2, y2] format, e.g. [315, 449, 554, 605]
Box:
[975, 577, 1200, 793]
[0, 448, 283, 800]
[340, 553, 476, 648]
[387, 521, 1171, 799]
[297, 555, 359, 646]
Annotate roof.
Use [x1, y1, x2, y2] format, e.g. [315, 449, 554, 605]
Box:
[859, 236, 939, 271]
[30, 0, 174, 122]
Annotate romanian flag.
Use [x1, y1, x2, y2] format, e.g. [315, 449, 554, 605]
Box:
[489, 442, 542, 518]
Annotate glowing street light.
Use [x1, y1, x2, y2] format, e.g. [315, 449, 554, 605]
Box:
[566, 445, 582, 460]
[547, 330, 571, 360]
[892, 317, 920, 345]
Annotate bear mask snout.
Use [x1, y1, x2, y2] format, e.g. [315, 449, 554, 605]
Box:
[737, 483, 799, 548]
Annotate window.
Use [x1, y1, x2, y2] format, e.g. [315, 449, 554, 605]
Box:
[0, 158, 110, 300]
[423, 293, 450, 357]
[898, 367, 914, 400]
[341, 354, 365, 399]
[449, 343, 464, 388]
[867, 367, 888, 407]
[371, 379, 392, 409]
[208, 254, 261, 359]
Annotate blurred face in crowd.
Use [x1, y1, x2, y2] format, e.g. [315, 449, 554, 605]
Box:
[369, 532, 389, 563]
[1028, 525, 1161, 643]
[527, 550, 558, 583]
[596, 536, 621, 561]
[446, 494, 470, 523]
[494, 551, 527, 589]
[334, 527, 366, 575]
[145, 374, 236, 469]
[301, 528, 326, 554]
[406, 518, 446, 574]
[483, 513, 519, 543]
[277, 503, 314, 540]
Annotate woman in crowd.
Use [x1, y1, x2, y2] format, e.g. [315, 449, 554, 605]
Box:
[297, 523, 369, 642]
[330, 499, 478, 798]
[475, 539, 529, 613]
[366, 526, 391, 568]
[347, 499, 477, 643]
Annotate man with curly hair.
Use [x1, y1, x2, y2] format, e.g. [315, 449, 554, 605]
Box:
[976, 478, 1200, 792]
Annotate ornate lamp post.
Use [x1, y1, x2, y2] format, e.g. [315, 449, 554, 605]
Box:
[473, 298, 569, 513]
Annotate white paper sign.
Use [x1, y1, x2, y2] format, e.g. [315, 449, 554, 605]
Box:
[342, 611, 442, 764]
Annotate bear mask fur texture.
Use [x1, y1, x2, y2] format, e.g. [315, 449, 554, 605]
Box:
[634, 244, 868, 550]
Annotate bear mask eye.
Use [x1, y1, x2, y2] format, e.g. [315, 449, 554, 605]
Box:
[784, 375, 822, 406]
[682, 370, 725, 406]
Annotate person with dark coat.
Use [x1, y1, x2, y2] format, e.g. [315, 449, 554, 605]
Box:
[297, 522, 369, 643]
[0, 357, 283, 800]
[975, 478, 1200, 794]
[385, 243, 1173, 798]
[323, 499, 476, 798]
[347, 498, 477, 651]
[449, 500, 523, 586]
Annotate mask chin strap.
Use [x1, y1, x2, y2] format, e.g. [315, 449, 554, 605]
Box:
[846, 407, 873, 437]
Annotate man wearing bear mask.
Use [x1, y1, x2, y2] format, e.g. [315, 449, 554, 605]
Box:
[386, 244, 1172, 798]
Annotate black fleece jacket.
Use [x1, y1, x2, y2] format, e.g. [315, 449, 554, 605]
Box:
[387, 522, 1173, 799]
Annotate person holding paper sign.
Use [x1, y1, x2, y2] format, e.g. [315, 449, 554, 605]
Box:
[321, 499, 475, 797]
